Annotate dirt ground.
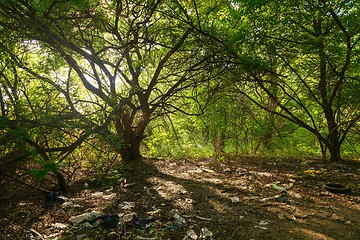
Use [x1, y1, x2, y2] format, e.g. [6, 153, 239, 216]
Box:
[1, 156, 360, 239]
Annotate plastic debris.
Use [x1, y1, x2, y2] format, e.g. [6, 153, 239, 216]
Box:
[170, 209, 179, 215]
[200, 227, 213, 239]
[186, 229, 198, 239]
[323, 183, 352, 194]
[230, 197, 240, 203]
[195, 215, 212, 221]
[254, 225, 268, 230]
[91, 192, 104, 198]
[258, 220, 269, 226]
[272, 182, 293, 192]
[174, 214, 187, 227]
[69, 211, 103, 225]
[277, 192, 287, 202]
[118, 201, 136, 210]
[224, 168, 235, 174]
[201, 166, 215, 173]
[254, 220, 269, 230]
[303, 169, 322, 176]
[123, 213, 136, 223]
[52, 223, 68, 229]
[79, 222, 93, 230]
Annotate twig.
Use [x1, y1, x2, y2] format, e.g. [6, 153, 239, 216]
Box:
[28, 228, 46, 240]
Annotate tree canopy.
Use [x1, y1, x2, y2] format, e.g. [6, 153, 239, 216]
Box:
[0, 0, 359, 184]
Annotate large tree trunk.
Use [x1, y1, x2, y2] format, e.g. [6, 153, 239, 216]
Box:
[119, 137, 143, 162]
[114, 110, 149, 162]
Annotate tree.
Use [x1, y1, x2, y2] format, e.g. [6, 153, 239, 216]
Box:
[0, 32, 96, 191]
[0, 0, 216, 162]
[208, 0, 360, 161]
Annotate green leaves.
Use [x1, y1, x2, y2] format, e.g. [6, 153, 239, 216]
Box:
[28, 0, 52, 12]
[31, 160, 58, 179]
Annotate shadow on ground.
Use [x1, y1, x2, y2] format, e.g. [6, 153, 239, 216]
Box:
[1, 157, 360, 239]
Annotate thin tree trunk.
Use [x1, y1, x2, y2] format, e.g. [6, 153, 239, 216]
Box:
[316, 18, 342, 162]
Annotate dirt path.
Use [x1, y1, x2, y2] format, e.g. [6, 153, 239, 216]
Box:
[1, 157, 360, 239]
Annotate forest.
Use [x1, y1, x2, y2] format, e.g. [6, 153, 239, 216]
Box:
[0, 0, 360, 239]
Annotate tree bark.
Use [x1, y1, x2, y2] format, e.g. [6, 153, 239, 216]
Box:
[119, 140, 142, 162]
[316, 17, 342, 162]
[114, 109, 149, 162]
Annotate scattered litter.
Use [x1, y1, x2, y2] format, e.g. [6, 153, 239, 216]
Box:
[200, 227, 213, 239]
[28, 228, 45, 240]
[277, 193, 287, 202]
[303, 169, 322, 176]
[124, 183, 135, 188]
[323, 183, 352, 194]
[187, 168, 203, 174]
[230, 197, 240, 203]
[170, 209, 179, 215]
[91, 192, 104, 198]
[118, 178, 126, 184]
[254, 220, 269, 230]
[345, 221, 352, 225]
[224, 168, 235, 174]
[260, 192, 287, 203]
[319, 191, 333, 196]
[118, 201, 136, 210]
[186, 229, 198, 239]
[69, 211, 103, 225]
[213, 179, 222, 184]
[201, 166, 215, 173]
[136, 237, 157, 240]
[258, 220, 269, 226]
[254, 225, 268, 230]
[147, 208, 162, 215]
[291, 193, 302, 199]
[78, 222, 93, 230]
[272, 182, 293, 191]
[174, 214, 187, 227]
[52, 223, 68, 229]
[195, 215, 212, 221]
[123, 212, 136, 223]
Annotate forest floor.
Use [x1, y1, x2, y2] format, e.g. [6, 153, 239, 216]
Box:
[1, 156, 360, 240]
